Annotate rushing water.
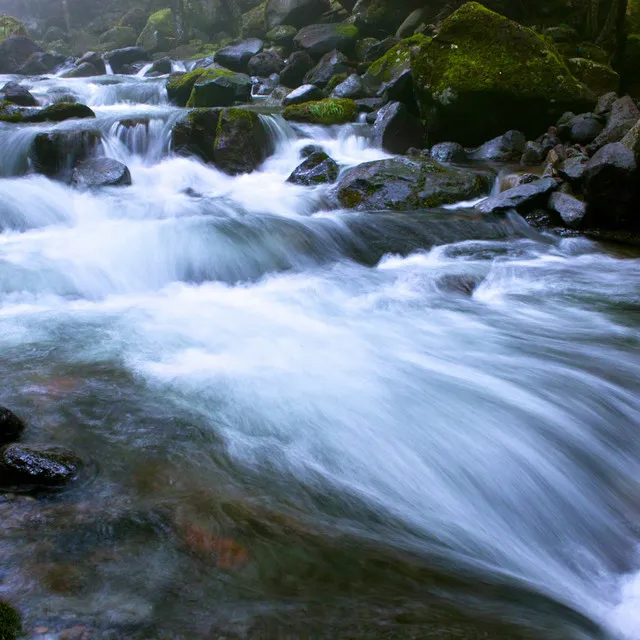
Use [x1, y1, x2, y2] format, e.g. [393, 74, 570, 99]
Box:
[0, 72, 639, 640]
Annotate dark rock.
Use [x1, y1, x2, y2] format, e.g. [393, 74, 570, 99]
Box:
[0, 36, 43, 74]
[0, 81, 37, 107]
[266, 25, 298, 48]
[59, 62, 101, 78]
[331, 74, 367, 99]
[436, 274, 481, 296]
[0, 444, 82, 490]
[279, 50, 314, 87]
[27, 102, 96, 123]
[587, 96, 640, 153]
[562, 113, 603, 145]
[0, 407, 25, 445]
[376, 67, 414, 106]
[146, 57, 173, 76]
[0, 601, 21, 640]
[358, 36, 399, 63]
[293, 23, 358, 58]
[354, 96, 384, 112]
[548, 191, 586, 228]
[77, 51, 106, 75]
[248, 50, 285, 77]
[188, 73, 252, 107]
[621, 120, 640, 162]
[29, 130, 101, 178]
[215, 39, 264, 73]
[469, 130, 526, 162]
[304, 49, 351, 88]
[283, 84, 324, 106]
[594, 91, 617, 116]
[396, 7, 429, 38]
[373, 101, 424, 154]
[265, 0, 331, 30]
[335, 156, 493, 211]
[287, 151, 339, 185]
[300, 144, 324, 157]
[476, 177, 558, 214]
[538, 128, 563, 154]
[104, 47, 151, 75]
[430, 142, 467, 163]
[172, 109, 222, 164]
[558, 155, 589, 184]
[71, 157, 132, 188]
[17, 51, 67, 75]
[520, 141, 545, 165]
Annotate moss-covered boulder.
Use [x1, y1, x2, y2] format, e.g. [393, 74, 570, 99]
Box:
[566, 58, 619, 96]
[0, 15, 28, 42]
[0, 601, 21, 640]
[173, 108, 222, 163]
[242, 2, 268, 39]
[119, 7, 149, 33]
[29, 129, 102, 178]
[27, 102, 96, 123]
[267, 24, 297, 47]
[293, 23, 359, 57]
[167, 67, 234, 106]
[137, 8, 175, 53]
[410, 2, 595, 146]
[284, 98, 358, 125]
[335, 156, 493, 210]
[186, 72, 252, 107]
[99, 26, 138, 49]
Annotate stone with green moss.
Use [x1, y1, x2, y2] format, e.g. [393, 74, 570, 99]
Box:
[0, 15, 28, 42]
[410, 2, 595, 146]
[186, 72, 252, 108]
[284, 98, 358, 125]
[99, 26, 137, 49]
[27, 102, 96, 123]
[243, 2, 268, 39]
[0, 601, 21, 640]
[325, 72, 348, 92]
[267, 24, 297, 47]
[566, 58, 619, 96]
[293, 23, 359, 57]
[137, 8, 175, 53]
[364, 33, 428, 89]
[167, 67, 234, 106]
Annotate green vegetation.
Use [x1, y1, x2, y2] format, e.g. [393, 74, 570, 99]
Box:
[167, 67, 234, 106]
[137, 8, 175, 53]
[99, 26, 137, 48]
[326, 73, 348, 92]
[0, 15, 28, 42]
[566, 57, 619, 95]
[366, 34, 430, 84]
[284, 98, 358, 125]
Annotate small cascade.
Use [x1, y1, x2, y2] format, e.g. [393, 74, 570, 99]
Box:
[104, 59, 114, 75]
[136, 62, 155, 78]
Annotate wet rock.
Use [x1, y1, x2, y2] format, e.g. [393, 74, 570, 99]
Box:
[267, 25, 298, 48]
[0, 36, 43, 74]
[77, 51, 106, 75]
[300, 144, 324, 157]
[71, 158, 132, 188]
[136, 8, 174, 53]
[248, 50, 285, 77]
[436, 274, 481, 296]
[0, 407, 25, 445]
[187, 73, 252, 107]
[558, 155, 589, 185]
[29, 130, 101, 178]
[279, 50, 314, 87]
[287, 151, 339, 185]
[172, 108, 222, 164]
[17, 51, 67, 75]
[561, 113, 603, 145]
[59, 62, 101, 78]
[145, 57, 173, 76]
[215, 38, 264, 73]
[331, 74, 367, 99]
[430, 142, 467, 164]
[538, 128, 562, 155]
[354, 96, 384, 112]
[0, 444, 82, 490]
[476, 177, 558, 214]
[594, 91, 617, 116]
[548, 191, 586, 228]
[0, 81, 37, 107]
[335, 156, 493, 211]
[304, 49, 351, 88]
[283, 84, 324, 106]
[27, 102, 95, 123]
[265, 0, 331, 30]
[520, 141, 545, 165]
[587, 96, 640, 153]
[373, 101, 424, 154]
[104, 47, 151, 75]
[0, 601, 21, 640]
[293, 23, 359, 58]
[469, 130, 526, 162]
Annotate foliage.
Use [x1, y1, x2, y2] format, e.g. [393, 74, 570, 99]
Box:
[283, 98, 358, 125]
[0, 15, 28, 42]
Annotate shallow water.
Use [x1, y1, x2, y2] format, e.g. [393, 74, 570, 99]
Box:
[0, 73, 639, 640]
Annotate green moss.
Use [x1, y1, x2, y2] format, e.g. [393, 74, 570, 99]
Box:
[0, 15, 28, 42]
[283, 98, 358, 125]
[99, 26, 137, 48]
[167, 67, 234, 106]
[335, 24, 358, 39]
[366, 33, 430, 84]
[0, 601, 21, 640]
[137, 8, 175, 53]
[267, 24, 297, 45]
[28, 102, 96, 123]
[566, 57, 619, 95]
[325, 73, 348, 92]
[242, 2, 267, 38]
[185, 68, 243, 108]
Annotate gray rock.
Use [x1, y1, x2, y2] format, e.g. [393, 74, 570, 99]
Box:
[520, 141, 545, 165]
[145, 57, 173, 76]
[279, 50, 314, 87]
[587, 96, 640, 153]
[287, 151, 339, 185]
[304, 49, 350, 88]
[331, 74, 367, 99]
[430, 142, 467, 163]
[476, 177, 558, 214]
[563, 113, 603, 144]
[548, 191, 586, 228]
[59, 62, 101, 78]
[594, 91, 617, 116]
[354, 96, 384, 112]
[77, 51, 106, 74]
[0, 36, 43, 74]
[215, 38, 264, 73]
[0, 406, 26, 445]
[358, 36, 399, 63]
[373, 101, 424, 154]
[17, 51, 67, 75]
[0, 81, 37, 107]
[104, 47, 150, 74]
[189, 73, 252, 107]
[29, 129, 101, 178]
[265, 0, 331, 30]
[293, 23, 358, 57]
[266, 25, 298, 47]
[248, 50, 285, 76]
[283, 84, 324, 106]
[71, 157, 132, 188]
[558, 155, 589, 184]
[469, 130, 526, 161]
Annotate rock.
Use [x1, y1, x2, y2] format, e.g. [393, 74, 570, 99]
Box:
[71, 158, 132, 188]
[267, 25, 298, 47]
[353, 0, 425, 36]
[0, 444, 82, 490]
[77, 51, 106, 75]
[29, 130, 101, 178]
[167, 67, 229, 106]
[17, 51, 67, 75]
[172, 108, 222, 164]
[265, 0, 331, 30]
[187, 72, 252, 107]
[0, 36, 43, 74]
[476, 177, 558, 214]
[293, 23, 359, 58]
[0, 601, 21, 640]
[621, 119, 640, 162]
[410, 3, 595, 146]
[248, 50, 285, 76]
[27, 102, 96, 123]
[358, 36, 399, 63]
[582, 142, 638, 229]
[242, 3, 268, 39]
[279, 50, 314, 87]
[336, 156, 492, 210]
[0, 81, 37, 107]
[215, 39, 264, 73]
[120, 7, 149, 33]
[396, 7, 429, 38]
[520, 141, 545, 165]
[287, 151, 339, 185]
[0, 407, 25, 445]
[548, 191, 586, 228]
[136, 8, 174, 54]
[59, 62, 101, 78]
[469, 130, 526, 162]
[595, 91, 617, 116]
[0, 15, 29, 40]
[558, 155, 589, 184]
[538, 128, 562, 154]
[104, 47, 151, 75]
[331, 74, 367, 99]
[544, 25, 579, 44]
[100, 26, 138, 49]
[300, 143, 324, 157]
[283, 84, 324, 106]
[587, 96, 640, 153]
[373, 101, 424, 154]
[560, 113, 603, 145]
[145, 57, 173, 76]
[354, 96, 385, 112]
[304, 49, 351, 88]
[284, 97, 358, 125]
[566, 58, 619, 97]
[430, 142, 467, 163]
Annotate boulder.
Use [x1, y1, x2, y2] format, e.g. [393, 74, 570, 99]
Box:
[136, 8, 174, 54]
[410, 3, 595, 146]
[0, 406, 25, 445]
[145, 57, 173, 76]
[594, 92, 617, 116]
[373, 101, 424, 154]
[215, 39, 264, 73]
[17, 51, 67, 75]
[104, 47, 151, 75]
[304, 49, 351, 88]
[293, 23, 359, 58]
[0, 444, 82, 490]
[558, 155, 589, 185]
[331, 74, 368, 99]
[279, 50, 314, 87]
[520, 141, 545, 165]
[59, 62, 101, 78]
[469, 130, 526, 162]
[336, 156, 493, 210]
[120, 7, 149, 33]
[242, 3, 268, 39]
[566, 58, 619, 97]
[548, 191, 586, 228]
[71, 157, 132, 188]
[0, 15, 28, 41]
[167, 67, 235, 106]
[353, 0, 426, 36]
[621, 120, 640, 162]
[586, 96, 640, 153]
[265, 0, 331, 30]
[283, 84, 324, 106]
[248, 50, 285, 76]
[29, 130, 101, 178]
[266, 25, 297, 47]
[560, 113, 603, 145]
[0, 36, 43, 74]
[357, 36, 399, 63]
[283, 97, 358, 124]
[99, 26, 138, 49]
[287, 151, 339, 185]
[430, 142, 467, 163]
[187, 72, 252, 107]
[27, 102, 96, 123]
[77, 51, 106, 74]
[172, 108, 222, 163]
[0, 81, 37, 107]
[354, 96, 385, 112]
[476, 177, 558, 214]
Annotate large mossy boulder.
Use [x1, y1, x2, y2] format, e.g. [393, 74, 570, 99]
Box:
[167, 67, 235, 106]
[137, 8, 175, 54]
[335, 156, 493, 210]
[566, 58, 619, 96]
[410, 2, 595, 146]
[186, 72, 252, 107]
[100, 26, 138, 49]
[283, 97, 358, 125]
[0, 15, 28, 41]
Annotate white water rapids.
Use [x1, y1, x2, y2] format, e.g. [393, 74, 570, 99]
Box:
[0, 72, 639, 639]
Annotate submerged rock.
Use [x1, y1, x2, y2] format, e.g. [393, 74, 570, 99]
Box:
[71, 157, 132, 188]
[476, 177, 558, 214]
[0, 406, 25, 445]
[287, 151, 339, 185]
[27, 102, 96, 123]
[0, 81, 37, 107]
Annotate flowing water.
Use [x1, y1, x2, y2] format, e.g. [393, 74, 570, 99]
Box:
[0, 72, 639, 640]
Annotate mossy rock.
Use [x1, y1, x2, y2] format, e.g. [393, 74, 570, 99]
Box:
[137, 8, 175, 53]
[0, 101, 27, 123]
[555, 41, 610, 65]
[99, 26, 138, 49]
[242, 2, 267, 39]
[119, 7, 149, 33]
[566, 58, 619, 96]
[410, 2, 595, 146]
[267, 24, 297, 46]
[186, 71, 250, 108]
[325, 72, 348, 92]
[27, 102, 96, 123]
[0, 15, 28, 42]
[167, 67, 234, 106]
[364, 33, 428, 86]
[283, 98, 358, 125]
[0, 601, 21, 640]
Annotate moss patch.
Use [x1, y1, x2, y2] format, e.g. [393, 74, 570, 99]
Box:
[366, 33, 429, 84]
[99, 26, 137, 48]
[167, 67, 234, 106]
[325, 72, 348, 92]
[284, 98, 358, 125]
[566, 57, 619, 95]
[28, 102, 96, 123]
[137, 8, 175, 53]
[0, 15, 28, 42]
